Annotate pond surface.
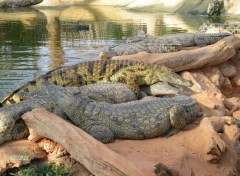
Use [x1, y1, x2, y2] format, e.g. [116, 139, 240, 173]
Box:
[0, 5, 239, 99]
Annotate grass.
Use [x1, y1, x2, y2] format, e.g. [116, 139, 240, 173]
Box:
[9, 163, 68, 176]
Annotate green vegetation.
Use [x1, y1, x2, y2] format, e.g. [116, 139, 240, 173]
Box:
[10, 163, 68, 176]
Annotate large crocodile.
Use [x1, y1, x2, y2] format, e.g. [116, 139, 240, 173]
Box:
[41, 81, 200, 143]
[0, 82, 199, 144]
[0, 82, 139, 144]
[199, 23, 240, 34]
[99, 30, 231, 59]
[0, 60, 192, 106]
[0, 81, 192, 145]
[0, 0, 43, 7]
[100, 43, 183, 59]
[126, 30, 231, 47]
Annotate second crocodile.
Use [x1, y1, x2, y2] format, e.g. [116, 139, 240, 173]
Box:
[1, 60, 192, 106]
[100, 31, 231, 59]
[41, 81, 200, 143]
[0, 81, 190, 145]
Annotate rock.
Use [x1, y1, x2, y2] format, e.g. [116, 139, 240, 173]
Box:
[191, 90, 226, 117]
[201, 66, 225, 87]
[207, 0, 225, 16]
[233, 110, 240, 120]
[181, 71, 220, 93]
[231, 74, 240, 87]
[231, 50, 240, 69]
[0, 0, 43, 8]
[218, 62, 237, 78]
[220, 77, 233, 95]
[226, 97, 240, 108]
[0, 140, 46, 174]
[223, 98, 239, 116]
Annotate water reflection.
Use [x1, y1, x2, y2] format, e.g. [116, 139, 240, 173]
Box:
[0, 6, 239, 99]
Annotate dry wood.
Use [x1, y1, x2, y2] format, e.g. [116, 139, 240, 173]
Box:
[110, 36, 240, 72]
[22, 108, 144, 176]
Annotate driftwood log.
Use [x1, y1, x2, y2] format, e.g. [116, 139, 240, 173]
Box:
[109, 35, 240, 72]
[22, 108, 144, 176]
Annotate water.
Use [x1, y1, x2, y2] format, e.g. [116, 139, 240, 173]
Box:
[0, 6, 239, 99]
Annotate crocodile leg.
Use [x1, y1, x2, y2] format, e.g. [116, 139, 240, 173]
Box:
[167, 105, 188, 137]
[85, 125, 114, 143]
[3, 120, 29, 143]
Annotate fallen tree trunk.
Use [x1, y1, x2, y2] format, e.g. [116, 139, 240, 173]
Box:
[110, 36, 240, 72]
[22, 108, 144, 176]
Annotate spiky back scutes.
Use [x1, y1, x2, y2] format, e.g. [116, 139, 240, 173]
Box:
[0, 60, 156, 106]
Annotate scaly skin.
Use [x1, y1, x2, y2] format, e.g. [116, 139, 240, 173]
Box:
[0, 60, 192, 106]
[0, 81, 194, 145]
[0, 98, 61, 144]
[42, 81, 200, 143]
[199, 23, 240, 34]
[0, 0, 43, 7]
[126, 30, 231, 47]
[99, 43, 182, 58]
[0, 82, 139, 145]
[18, 82, 137, 104]
[100, 31, 231, 58]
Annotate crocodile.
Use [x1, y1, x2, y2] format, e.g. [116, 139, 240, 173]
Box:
[0, 60, 192, 106]
[0, 81, 193, 145]
[0, 82, 139, 144]
[17, 82, 137, 104]
[126, 30, 231, 47]
[0, 0, 43, 7]
[199, 23, 240, 34]
[99, 30, 231, 59]
[40, 81, 201, 143]
[100, 43, 182, 59]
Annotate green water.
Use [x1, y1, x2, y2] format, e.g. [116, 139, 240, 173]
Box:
[0, 6, 239, 99]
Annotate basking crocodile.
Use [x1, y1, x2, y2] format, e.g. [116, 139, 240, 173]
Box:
[41, 81, 200, 143]
[17, 82, 137, 104]
[0, 60, 192, 106]
[0, 80, 198, 144]
[100, 30, 231, 59]
[126, 30, 231, 47]
[0, 0, 43, 7]
[0, 82, 139, 144]
[100, 43, 182, 59]
[199, 23, 240, 34]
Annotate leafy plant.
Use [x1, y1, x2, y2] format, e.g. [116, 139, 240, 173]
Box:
[11, 163, 68, 176]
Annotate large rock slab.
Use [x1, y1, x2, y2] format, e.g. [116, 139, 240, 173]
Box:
[218, 61, 237, 78]
[181, 71, 220, 93]
[201, 66, 224, 87]
[191, 90, 226, 117]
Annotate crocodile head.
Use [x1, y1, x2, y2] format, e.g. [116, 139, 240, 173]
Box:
[154, 65, 193, 87]
[40, 80, 80, 108]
